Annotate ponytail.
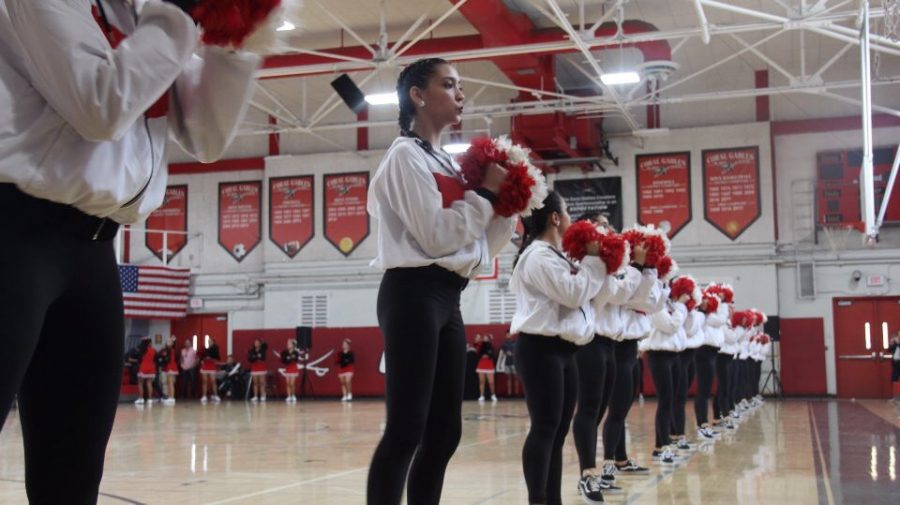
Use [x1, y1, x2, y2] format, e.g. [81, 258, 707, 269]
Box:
[513, 191, 564, 267]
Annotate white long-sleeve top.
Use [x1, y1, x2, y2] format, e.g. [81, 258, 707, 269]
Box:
[702, 302, 729, 348]
[592, 266, 643, 338]
[368, 137, 516, 278]
[619, 276, 670, 341]
[683, 309, 707, 349]
[641, 301, 689, 352]
[0, 0, 260, 223]
[510, 240, 606, 345]
[720, 325, 742, 356]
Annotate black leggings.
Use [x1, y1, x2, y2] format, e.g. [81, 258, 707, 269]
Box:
[693, 346, 718, 426]
[517, 333, 579, 505]
[731, 358, 747, 405]
[602, 339, 638, 461]
[367, 266, 468, 505]
[647, 351, 678, 448]
[713, 354, 734, 420]
[0, 186, 124, 504]
[672, 349, 694, 437]
[573, 336, 616, 472]
[750, 360, 762, 397]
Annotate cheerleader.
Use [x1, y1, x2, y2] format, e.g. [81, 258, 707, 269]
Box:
[673, 284, 705, 450]
[158, 335, 179, 405]
[510, 191, 607, 505]
[277, 339, 301, 403]
[338, 339, 355, 402]
[571, 213, 647, 499]
[641, 276, 694, 464]
[366, 57, 515, 505]
[476, 334, 498, 402]
[134, 337, 157, 406]
[714, 306, 740, 428]
[695, 285, 727, 440]
[200, 336, 222, 404]
[247, 339, 268, 402]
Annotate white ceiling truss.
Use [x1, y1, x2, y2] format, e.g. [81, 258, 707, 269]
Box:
[232, 0, 900, 145]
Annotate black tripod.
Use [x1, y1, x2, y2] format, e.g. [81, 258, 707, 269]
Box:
[298, 349, 315, 399]
[761, 343, 783, 397]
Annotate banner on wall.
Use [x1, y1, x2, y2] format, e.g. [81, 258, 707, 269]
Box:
[269, 176, 314, 258]
[636, 152, 692, 238]
[145, 185, 188, 262]
[218, 181, 262, 262]
[702, 146, 761, 240]
[553, 177, 623, 231]
[324, 172, 370, 256]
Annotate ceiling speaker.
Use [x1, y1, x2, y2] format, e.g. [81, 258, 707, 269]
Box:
[331, 74, 366, 113]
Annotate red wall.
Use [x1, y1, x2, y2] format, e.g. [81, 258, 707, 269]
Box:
[780, 317, 828, 395]
[232, 324, 513, 398]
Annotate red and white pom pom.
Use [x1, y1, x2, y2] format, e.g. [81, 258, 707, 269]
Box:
[457, 136, 548, 217]
[562, 221, 600, 262]
[597, 230, 629, 273]
[701, 293, 720, 314]
[731, 310, 754, 328]
[193, 0, 303, 53]
[656, 255, 678, 280]
[719, 283, 735, 304]
[621, 224, 671, 269]
[670, 275, 697, 302]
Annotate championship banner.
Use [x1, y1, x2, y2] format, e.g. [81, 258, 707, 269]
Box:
[269, 176, 314, 258]
[553, 177, 623, 231]
[145, 185, 188, 262]
[218, 181, 262, 262]
[702, 146, 761, 240]
[636, 152, 692, 238]
[324, 172, 370, 256]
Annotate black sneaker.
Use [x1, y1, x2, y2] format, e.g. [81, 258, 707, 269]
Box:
[659, 447, 676, 465]
[577, 475, 605, 503]
[675, 436, 693, 451]
[697, 426, 717, 440]
[598, 479, 624, 494]
[616, 459, 650, 474]
[600, 462, 617, 484]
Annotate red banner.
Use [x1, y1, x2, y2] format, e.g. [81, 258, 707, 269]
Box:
[145, 185, 187, 262]
[636, 152, 692, 238]
[702, 146, 761, 240]
[324, 172, 370, 256]
[218, 181, 261, 262]
[269, 176, 314, 258]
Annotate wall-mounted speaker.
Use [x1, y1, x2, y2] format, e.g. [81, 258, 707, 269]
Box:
[331, 74, 366, 113]
[295, 326, 312, 349]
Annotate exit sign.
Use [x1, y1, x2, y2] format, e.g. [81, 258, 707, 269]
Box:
[867, 275, 886, 287]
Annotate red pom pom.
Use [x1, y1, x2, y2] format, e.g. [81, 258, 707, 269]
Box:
[702, 294, 719, 314]
[562, 221, 601, 262]
[721, 285, 735, 304]
[193, 0, 282, 48]
[657, 256, 675, 280]
[598, 232, 628, 273]
[494, 162, 535, 218]
[621, 227, 670, 268]
[459, 137, 495, 189]
[731, 310, 754, 328]
[671, 276, 696, 301]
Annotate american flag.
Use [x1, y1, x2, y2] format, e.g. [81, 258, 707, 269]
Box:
[118, 265, 191, 319]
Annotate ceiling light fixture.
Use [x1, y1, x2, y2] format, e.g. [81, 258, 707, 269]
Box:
[364, 92, 400, 106]
[600, 71, 641, 85]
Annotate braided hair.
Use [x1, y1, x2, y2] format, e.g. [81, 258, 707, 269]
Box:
[396, 58, 450, 137]
[513, 191, 565, 267]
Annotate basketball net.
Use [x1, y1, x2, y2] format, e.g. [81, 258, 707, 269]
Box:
[885, 0, 900, 41]
[821, 224, 858, 254]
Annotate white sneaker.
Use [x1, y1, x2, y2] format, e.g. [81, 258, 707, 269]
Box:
[212, 395, 221, 403]
[260, 395, 266, 402]
[491, 395, 498, 402]
[285, 396, 292, 403]
[341, 395, 347, 402]
[163, 398, 176, 406]
[134, 398, 145, 406]
[347, 393, 352, 402]
[200, 396, 208, 404]
[290, 395, 297, 403]
[147, 398, 157, 405]
[478, 396, 485, 402]
[251, 396, 258, 403]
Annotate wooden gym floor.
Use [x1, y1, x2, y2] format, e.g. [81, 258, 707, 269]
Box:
[1, 397, 897, 504]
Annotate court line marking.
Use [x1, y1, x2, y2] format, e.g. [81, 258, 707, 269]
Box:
[807, 404, 836, 505]
[203, 430, 527, 504]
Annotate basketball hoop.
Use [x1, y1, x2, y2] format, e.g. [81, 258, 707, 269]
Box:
[821, 223, 860, 254]
[884, 0, 900, 41]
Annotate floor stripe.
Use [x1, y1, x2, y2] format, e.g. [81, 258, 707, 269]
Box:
[807, 403, 836, 505]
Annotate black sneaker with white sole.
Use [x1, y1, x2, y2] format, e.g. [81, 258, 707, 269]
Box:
[600, 462, 617, 484]
[577, 475, 605, 503]
[615, 459, 650, 474]
[598, 479, 624, 494]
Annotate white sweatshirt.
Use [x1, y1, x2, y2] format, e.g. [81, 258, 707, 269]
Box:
[0, 0, 260, 223]
[510, 240, 606, 345]
[720, 325, 742, 356]
[592, 266, 643, 339]
[703, 301, 729, 348]
[368, 137, 516, 278]
[620, 276, 669, 341]
[683, 309, 707, 350]
[641, 301, 689, 352]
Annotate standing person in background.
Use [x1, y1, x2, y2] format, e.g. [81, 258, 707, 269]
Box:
[499, 331, 520, 397]
[134, 337, 157, 406]
[365, 57, 514, 505]
[200, 336, 222, 404]
[180, 338, 198, 399]
[338, 339, 355, 402]
[277, 339, 301, 403]
[0, 0, 273, 499]
[158, 335, 179, 405]
[476, 333, 498, 402]
[890, 331, 900, 382]
[247, 338, 268, 403]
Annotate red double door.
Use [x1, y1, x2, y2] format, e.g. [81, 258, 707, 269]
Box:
[833, 297, 899, 398]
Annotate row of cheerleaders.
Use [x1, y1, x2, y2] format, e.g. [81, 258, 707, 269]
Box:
[513, 216, 774, 504]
